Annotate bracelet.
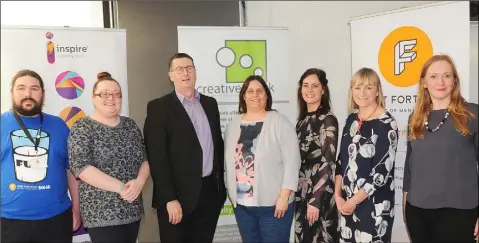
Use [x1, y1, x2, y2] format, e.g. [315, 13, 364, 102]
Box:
[119, 182, 125, 193]
[278, 195, 289, 202]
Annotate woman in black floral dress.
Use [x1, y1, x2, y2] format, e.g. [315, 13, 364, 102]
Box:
[335, 68, 398, 243]
[295, 68, 339, 243]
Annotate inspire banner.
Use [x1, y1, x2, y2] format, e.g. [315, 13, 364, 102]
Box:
[1, 25, 129, 243]
[177, 26, 293, 242]
[349, 1, 470, 242]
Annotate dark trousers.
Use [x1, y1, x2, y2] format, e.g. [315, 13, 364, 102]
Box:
[405, 201, 478, 242]
[1, 207, 73, 243]
[234, 203, 294, 243]
[86, 220, 140, 243]
[156, 175, 222, 243]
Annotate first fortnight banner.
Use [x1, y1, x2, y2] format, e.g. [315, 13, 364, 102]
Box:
[177, 26, 293, 242]
[349, 2, 470, 242]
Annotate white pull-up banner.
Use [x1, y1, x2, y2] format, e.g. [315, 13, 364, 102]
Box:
[1, 26, 129, 119]
[177, 26, 292, 242]
[1, 25, 129, 243]
[349, 1, 470, 242]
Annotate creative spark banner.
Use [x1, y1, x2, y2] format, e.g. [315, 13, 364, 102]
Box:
[349, 2, 470, 242]
[177, 26, 293, 242]
[1, 25, 129, 243]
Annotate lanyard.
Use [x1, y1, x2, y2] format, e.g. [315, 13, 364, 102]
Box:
[13, 111, 43, 151]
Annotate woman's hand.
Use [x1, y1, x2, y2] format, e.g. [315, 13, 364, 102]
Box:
[340, 198, 357, 215]
[335, 194, 345, 212]
[306, 204, 320, 225]
[274, 197, 289, 219]
[120, 179, 144, 203]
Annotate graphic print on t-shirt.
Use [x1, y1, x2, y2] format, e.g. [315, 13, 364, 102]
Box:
[10, 129, 50, 183]
[235, 121, 263, 205]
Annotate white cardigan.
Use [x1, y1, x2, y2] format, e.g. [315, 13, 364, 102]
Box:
[224, 111, 301, 207]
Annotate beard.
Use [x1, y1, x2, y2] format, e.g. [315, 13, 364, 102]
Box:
[13, 97, 44, 116]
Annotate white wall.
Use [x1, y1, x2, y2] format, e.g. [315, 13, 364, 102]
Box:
[470, 22, 478, 104]
[245, 1, 438, 129]
[1, 1, 104, 28]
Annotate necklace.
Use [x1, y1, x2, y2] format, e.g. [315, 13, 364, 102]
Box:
[424, 109, 449, 132]
[356, 105, 378, 130]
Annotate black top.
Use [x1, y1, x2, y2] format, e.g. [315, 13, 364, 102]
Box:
[69, 117, 146, 228]
[403, 102, 479, 209]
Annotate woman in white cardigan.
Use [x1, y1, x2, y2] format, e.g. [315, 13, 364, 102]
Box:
[224, 75, 301, 243]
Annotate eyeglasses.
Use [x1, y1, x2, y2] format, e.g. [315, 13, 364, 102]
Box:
[170, 65, 195, 74]
[94, 92, 122, 99]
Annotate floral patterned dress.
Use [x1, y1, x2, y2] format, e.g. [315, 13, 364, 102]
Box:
[336, 111, 398, 243]
[295, 111, 339, 243]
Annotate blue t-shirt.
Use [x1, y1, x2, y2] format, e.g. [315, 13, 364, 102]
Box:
[1, 110, 72, 220]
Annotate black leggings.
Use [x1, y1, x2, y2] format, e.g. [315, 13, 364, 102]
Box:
[405, 201, 478, 243]
[86, 221, 140, 243]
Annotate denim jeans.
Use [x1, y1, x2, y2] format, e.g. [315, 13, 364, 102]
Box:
[234, 203, 293, 243]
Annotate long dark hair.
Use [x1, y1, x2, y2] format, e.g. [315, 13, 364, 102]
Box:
[238, 75, 273, 114]
[297, 68, 331, 120]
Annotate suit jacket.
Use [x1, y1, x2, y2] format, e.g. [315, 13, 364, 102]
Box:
[143, 90, 227, 214]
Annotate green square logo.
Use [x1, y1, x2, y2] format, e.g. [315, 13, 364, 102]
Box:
[216, 40, 267, 83]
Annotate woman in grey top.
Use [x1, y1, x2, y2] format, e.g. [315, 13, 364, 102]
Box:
[403, 55, 478, 242]
[68, 72, 150, 243]
[224, 75, 301, 243]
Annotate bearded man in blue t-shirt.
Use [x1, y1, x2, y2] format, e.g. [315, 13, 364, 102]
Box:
[1, 69, 81, 243]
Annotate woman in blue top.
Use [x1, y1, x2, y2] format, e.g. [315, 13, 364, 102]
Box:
[335, 68, 398, 243]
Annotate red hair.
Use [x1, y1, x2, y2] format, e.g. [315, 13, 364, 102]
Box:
[408, 54, 475, 140]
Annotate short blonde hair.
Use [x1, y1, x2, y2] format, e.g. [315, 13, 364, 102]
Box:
[348, 67, 385, 113]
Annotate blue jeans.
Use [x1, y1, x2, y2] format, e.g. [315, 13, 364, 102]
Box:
[234, 203, 293, 243]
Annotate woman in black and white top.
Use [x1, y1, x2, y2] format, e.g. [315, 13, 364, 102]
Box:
[403, 54, 478, 242]
[68, 72, 150, 243]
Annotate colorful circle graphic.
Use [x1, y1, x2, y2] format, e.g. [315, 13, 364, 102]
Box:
[55, 71, 85, 100]
[45, 32, 54, 39]
[59, 106, 86, 128]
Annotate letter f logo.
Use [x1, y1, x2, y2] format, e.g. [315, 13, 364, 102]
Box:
[394, 39, 417, 75]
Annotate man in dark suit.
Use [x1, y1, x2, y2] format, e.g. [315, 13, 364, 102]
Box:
[144, 53, 227, 242]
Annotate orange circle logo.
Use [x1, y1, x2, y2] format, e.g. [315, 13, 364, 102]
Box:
[378, 26, 433, 87]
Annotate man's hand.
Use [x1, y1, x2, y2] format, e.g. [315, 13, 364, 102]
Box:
[166, 200, 183, 225]
[72, 207, 82, 231]
[402, 192, 407, 223]
[120, 179, 144, 203]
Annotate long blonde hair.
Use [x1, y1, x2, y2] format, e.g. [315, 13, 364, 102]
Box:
[348, 68, 386, 113]
[408, 54, 475, 140]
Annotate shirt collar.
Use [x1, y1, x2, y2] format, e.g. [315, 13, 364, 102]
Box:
[175, 89, 200, 104]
